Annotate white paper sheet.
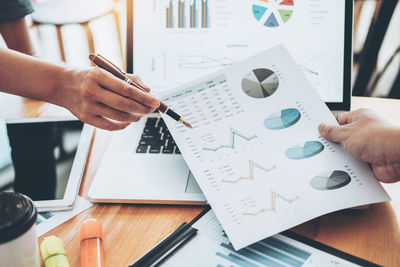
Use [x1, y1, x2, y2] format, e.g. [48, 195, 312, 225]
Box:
[35, 196, 92, 236]
[159, 45, 390, 250]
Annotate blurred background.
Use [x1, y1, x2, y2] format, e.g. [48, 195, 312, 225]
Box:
[352, 0, 400, 98]
[0, 0, 126, 68]
[0, 0, 398, 97]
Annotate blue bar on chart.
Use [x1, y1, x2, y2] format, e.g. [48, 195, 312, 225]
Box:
[166, 0, 209, 29]
[190, 0, 196, 28]
[166, 0, 173, 28]
[215, 232, 312, 267]
[201, 0, 209, 28]
[178, 0, 185, 28]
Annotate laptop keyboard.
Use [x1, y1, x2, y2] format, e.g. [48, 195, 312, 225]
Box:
[135, 117, 181, 154]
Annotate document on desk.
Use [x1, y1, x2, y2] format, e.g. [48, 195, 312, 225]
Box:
[161, 210, 378, 267]
[35, 196, 93, 236]
[159, 45, 390, 250]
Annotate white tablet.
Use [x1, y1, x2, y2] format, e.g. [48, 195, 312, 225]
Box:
[0, 117, 93, 211]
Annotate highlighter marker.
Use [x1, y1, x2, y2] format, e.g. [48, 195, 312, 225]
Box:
[80, 219, 104, 267]
[40, 235, 70, 267]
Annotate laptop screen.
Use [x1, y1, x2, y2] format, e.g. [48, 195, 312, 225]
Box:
[128, 0, 351, 109]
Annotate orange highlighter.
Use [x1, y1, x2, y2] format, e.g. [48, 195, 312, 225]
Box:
[80, 219, 104, 267]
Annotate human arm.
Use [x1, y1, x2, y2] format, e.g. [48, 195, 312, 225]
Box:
[0, 0, 34, 55]
[0, 48, 160, 130]
[0, 17, 34, 55]
[318, 108, 400, 183]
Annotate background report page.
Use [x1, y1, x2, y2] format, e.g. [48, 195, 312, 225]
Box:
[159, 46, 390, 250]
[133, 0, 346, 103]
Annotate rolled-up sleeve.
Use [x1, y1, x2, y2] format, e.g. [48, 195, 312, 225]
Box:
[0, 0, 34, 23]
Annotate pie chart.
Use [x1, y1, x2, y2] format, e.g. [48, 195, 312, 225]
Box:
[310, 170, 351, 190]
[285, 141, 324, 160]
[252, 0, 294, 28]
[241, 68, 279, 98]
[264, 108, 301, 130]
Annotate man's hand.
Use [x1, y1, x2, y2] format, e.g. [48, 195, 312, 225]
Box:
[58, 67, 160, 131]
[318, 108, 400, 183]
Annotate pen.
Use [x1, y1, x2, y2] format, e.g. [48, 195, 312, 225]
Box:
[89, 53, 192, 129]
[129, 222, 198, 267]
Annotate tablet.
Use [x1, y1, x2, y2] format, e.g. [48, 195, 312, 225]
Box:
[0, 117, 93, 211]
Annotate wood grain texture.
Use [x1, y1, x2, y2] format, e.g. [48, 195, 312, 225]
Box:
[2, 96, 400, 266]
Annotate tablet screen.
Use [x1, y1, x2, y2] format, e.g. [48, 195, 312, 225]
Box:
[0, 120, 84, 201]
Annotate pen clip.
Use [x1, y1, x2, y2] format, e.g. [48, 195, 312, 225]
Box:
[97, 54, 125, 74]
[96, 54, 148, 92]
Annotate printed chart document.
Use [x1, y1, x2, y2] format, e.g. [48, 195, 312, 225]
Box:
[159, 46, 390, 250]
[35, 196, 93, 236]
[161, 210, 377, 267]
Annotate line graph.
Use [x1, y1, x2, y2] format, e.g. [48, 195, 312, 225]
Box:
[203, 128, 257, 152]
[221, 160, 276, 183]
[298, 54, 321, 76]
[299, 65, 319, 76]
[242, 191, 300, 216]
[179, 55, 236, 70]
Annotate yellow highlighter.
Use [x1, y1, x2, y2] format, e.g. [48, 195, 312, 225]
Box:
[40, 236, 70, 267]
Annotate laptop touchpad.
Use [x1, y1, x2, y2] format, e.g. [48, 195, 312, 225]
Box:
[185, 172, 202, 193]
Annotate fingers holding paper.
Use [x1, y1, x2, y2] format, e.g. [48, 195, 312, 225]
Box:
[318, 109, 400, 183]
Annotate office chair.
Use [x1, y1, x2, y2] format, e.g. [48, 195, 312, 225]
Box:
[31, 0, 122, 65]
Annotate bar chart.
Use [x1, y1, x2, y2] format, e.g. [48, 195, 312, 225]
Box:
[161, 210, 368, 267]
[161, 210, 365, 267]
[166, 0, 210, 29]
[217, 235, 309, 267]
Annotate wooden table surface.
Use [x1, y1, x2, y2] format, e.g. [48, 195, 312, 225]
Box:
[1, 93, 400, 266]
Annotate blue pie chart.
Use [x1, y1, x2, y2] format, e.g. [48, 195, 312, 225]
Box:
[264, 108, 301, 130]
[285, 141, 324, 160]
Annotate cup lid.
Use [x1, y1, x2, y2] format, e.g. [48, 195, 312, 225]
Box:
[0, 192, 37, 244]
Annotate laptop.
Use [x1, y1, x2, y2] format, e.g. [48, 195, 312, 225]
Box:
[88, 0, 353, 204]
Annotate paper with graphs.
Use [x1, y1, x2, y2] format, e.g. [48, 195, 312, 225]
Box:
[159, 46, 390, 250]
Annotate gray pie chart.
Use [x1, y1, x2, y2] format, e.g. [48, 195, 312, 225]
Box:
[310, 170, 351, 190]
[241, 68, 279, 98]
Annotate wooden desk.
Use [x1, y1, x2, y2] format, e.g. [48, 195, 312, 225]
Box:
[1, 93, 400, 266]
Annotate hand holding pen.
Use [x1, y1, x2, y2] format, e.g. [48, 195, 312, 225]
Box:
[56, 61, 160, 131]
[89, 54, 192, 128]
